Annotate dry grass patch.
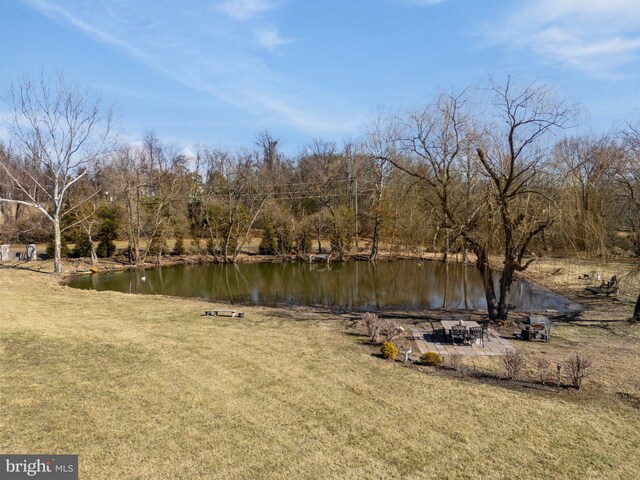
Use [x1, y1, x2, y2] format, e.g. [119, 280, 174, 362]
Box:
[1, 269, 639, 479]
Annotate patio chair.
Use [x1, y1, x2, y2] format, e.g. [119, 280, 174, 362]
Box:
[586, 275, 619, 296]
[480, 319, 490, 346]
[428, 318, 446, 342]
[468, 326, 483, 347]
[450, 324, 467, 345]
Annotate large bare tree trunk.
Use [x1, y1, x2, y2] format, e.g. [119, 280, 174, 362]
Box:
[498, 262, 516, 320]
[53, 214, 62, 275]
[475, 246, 499, 320]
[125, 192, 141, 265]
[232, 196, 269, 263]
[89, 240, 98, 266]
[370, 212, 381, 261]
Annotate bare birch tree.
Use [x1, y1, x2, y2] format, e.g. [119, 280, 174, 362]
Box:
[0, 73, 113, 274]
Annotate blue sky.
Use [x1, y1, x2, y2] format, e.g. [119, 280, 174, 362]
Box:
[2, 0, 640, 153]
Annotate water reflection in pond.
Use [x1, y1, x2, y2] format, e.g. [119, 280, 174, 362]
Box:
[67, 260, 576, 312]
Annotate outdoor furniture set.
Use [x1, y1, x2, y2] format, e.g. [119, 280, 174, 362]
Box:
[432, 317, 489, 347]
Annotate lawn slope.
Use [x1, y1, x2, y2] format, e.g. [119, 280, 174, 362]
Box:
[1, 269, 638, 479]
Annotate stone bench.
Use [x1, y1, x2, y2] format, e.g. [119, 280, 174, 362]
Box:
[203, 309, 245, 318]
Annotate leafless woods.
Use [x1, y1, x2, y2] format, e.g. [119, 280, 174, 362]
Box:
[1, 74, 638, 318]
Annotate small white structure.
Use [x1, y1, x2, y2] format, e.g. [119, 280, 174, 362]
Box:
[403, 346, 412, 364]
[0, 245, 9, 262]
[25, 244, 37, 261]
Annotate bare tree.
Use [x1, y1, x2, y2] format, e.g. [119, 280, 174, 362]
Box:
[363, 109, 397, 261]
[68, 175, 100, 266]
[620, 124, 640, 320]
[0, 73, 113, 274]
[619, 126, 640, 252]
[137, 133, 188, 264]
[111, 135, 189, 265]
[554, 136, 618, 256]
[298, 139, 352, 259]
[501, 348, 525, 380]
[391, 93, 496, 311]
[564, 353, 592, 389]
[474, 78, 576, 319]
[388, 82, 574, 320]
[202, 149, 271, 263]
[112, 145, 144, 265]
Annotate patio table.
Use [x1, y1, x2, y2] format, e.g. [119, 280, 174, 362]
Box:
[441, 320, 481, 345]
[441, 320, 480, 333]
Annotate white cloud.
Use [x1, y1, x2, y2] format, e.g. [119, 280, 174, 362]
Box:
[257, 28, 294, 52]
[18, 0, 356, 135]
[215, 0, 279, 21]
[179, 144, 197, 159]
[23, 0, 148, 60]
[485, 0, 640, 77]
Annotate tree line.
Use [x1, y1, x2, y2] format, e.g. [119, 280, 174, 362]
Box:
[1, 73, 639, 320]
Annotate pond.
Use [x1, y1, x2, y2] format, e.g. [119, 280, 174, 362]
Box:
[67, 260, 579, 313]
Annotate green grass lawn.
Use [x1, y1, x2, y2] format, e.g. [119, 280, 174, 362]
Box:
[1, 269, 639, 479]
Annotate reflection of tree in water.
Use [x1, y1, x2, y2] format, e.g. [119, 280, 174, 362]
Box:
[442, 262, 449, 309]
[369, 261, 380, 308]
[463, 264, 469, 309]
[223, 263, 234, 303]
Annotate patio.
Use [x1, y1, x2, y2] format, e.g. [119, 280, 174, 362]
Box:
[411, 321, 514, 356]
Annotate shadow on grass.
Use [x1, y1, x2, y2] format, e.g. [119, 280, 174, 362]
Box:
[373, 352, 581, 397]
[0, 263, 52, 275]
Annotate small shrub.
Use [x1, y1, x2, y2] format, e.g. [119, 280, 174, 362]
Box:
[362, 312, 380, 342]
[447, 354, 463, 371]
[146, 235, 167, 258]
[362, 314, 404, 344]
[501, 349, 525, 381]
[206, 238, 218, 256]
[172, 234, 185, 255]
[95, 204, 120, 258]
[96, 238, 117, 258]
[296, 228, 313, 254]
[565, 353, 592, 389]
[378, 318, 405, 343]
[70, 230, 92, 258]
[420, 352, 443, 366]
[259, 220, 277, 255]
[535, 357, 551, 385]
[380, 342, 398, 360]
[275, 222, 294, 254]
[46, 236, 69, 259]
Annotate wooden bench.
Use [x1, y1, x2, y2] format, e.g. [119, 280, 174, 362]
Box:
[203, 309, 245, 318]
